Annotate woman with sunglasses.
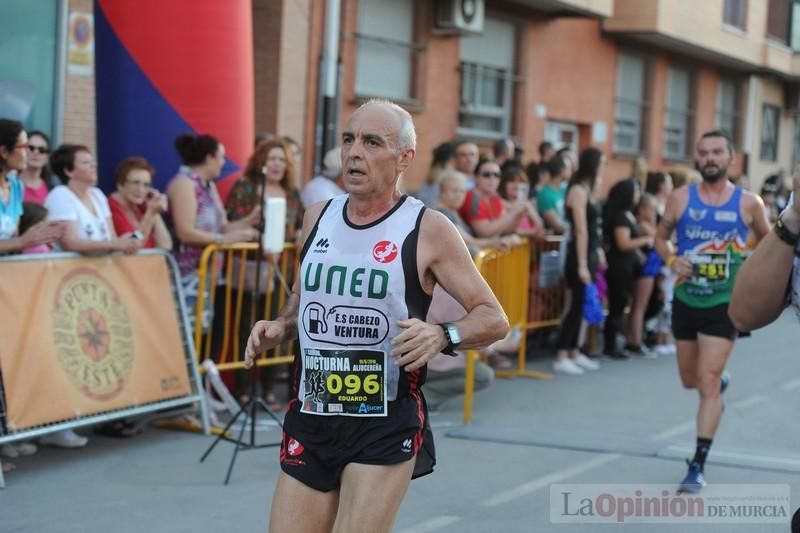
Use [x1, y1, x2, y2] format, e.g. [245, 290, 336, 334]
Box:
[458, 157, 527, 239]
[18, 130, 59, 205]
[108, 157, 172, 250]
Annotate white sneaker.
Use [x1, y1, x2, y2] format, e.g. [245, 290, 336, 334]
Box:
[655, 344, 676, 356]
[573, 354, 600, 371]
[0, 444, 18, 458]
[40, 429, 88, 449]
[15, 441, 37, 456]
[553, 358, 584, 375]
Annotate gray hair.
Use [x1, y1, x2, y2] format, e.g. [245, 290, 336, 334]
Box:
[437, 169, 468, 192]
[358, 99, 416, 153]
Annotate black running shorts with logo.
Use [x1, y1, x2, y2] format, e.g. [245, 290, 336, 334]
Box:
[671, 298, 738, 341]
[279, 390, 436, 492]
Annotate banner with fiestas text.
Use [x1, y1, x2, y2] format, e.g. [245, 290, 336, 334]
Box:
[0, 254, 191, 430]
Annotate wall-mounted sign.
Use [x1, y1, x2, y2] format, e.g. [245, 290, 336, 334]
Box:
[68, 12, 94, 76]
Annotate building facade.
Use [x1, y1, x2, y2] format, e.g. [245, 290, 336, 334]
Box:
[4, 0, 800, 196]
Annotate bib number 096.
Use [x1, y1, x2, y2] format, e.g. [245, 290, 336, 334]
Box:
[326, 374, 380, 395]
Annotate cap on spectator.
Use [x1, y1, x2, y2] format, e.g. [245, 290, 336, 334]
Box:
[322, 147, 342, 179]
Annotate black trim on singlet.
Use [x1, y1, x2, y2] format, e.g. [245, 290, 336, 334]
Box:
[299, 199, 334, 263]
[342, 195, 409, 230]
[401, 206, 432, 322]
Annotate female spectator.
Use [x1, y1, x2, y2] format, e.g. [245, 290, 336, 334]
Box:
[0, 120, 63, 465]
[167, 133, 259, 337]
[415, 141, 455, 208]
[225, 138, 302, 409]
[645, 171, 673, 217]
[602, 178, 653, 359]
[45, 145, 142, 256]
[458, 157, 526, 238]
[18, 130, 58, 204]
[168, 133, 259, 276]
[108, 157, 172, 250]
[553, 148, 605, 375]
[0, 119, 62, 254]
[226, 137, 303, 241]
[498, 165, 545, 238]
[537, 156, 570, 234]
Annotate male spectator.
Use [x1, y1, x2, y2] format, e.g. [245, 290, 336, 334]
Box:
[300, 147, 343, 208]
[538, 141, 555, 165]
[537, 156, 569, 234]
[493, 138, 515, 169]
[244, 100, 508, 532]
[655, 130, 769, 494]
[453, 139, 479, 187]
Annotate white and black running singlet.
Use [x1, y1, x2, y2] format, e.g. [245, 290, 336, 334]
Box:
[295, 194, 431, 417]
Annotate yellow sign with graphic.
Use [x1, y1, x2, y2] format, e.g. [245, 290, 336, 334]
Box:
[0, 254, 191, 430]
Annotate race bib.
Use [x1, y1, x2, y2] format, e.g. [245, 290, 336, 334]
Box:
[300, 348, 387, 417]
[689, 251, 730, 286]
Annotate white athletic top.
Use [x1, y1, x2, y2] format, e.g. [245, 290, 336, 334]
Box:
[296, 194, 430, 416]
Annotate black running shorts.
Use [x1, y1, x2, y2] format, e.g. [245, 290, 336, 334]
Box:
[671, 298, 738, 341]
[279, 390, 436, 492]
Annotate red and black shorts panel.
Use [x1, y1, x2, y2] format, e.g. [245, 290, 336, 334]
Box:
[279, 391, 436, 493]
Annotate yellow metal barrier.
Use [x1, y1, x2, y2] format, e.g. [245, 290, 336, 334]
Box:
[463, 239, 554, 424]
[193, 243, 299, 373]
[527, 235, 567, 330]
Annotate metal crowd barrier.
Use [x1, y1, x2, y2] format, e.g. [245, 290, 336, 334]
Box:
[193, 242, 299, 372]
[0, 250, 208, 488]
[527, 235, 567, 331]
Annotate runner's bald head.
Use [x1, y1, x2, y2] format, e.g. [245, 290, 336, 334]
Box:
[352, 99, 416, 154]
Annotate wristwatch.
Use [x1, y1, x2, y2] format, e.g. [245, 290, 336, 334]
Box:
[439, 322, 462, 356]
[774, 217, 800, 255]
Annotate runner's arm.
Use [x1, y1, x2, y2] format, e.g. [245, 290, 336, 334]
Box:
[655, 187, 693, 278]
[730, 186, 799, 331]
[744, 191, 770, 242]
[392, 210, 509, 371]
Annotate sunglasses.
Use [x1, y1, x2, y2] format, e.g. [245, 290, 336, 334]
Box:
[478, 171, 501, 178]
[28, 145, 49, 154]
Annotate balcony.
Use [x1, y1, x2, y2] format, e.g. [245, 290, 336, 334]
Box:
[501, 0, 613, 18]
[603, 0, 798, 76]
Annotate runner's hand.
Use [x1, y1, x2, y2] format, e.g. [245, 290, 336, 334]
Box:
[391, 318, 448, 372]
[671, 256, 693, 278]
[244, 320, 285, 368]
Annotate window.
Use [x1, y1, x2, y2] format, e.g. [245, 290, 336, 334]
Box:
[458, 17, 516, 139]
[723, 0, 748, 30]
[793, 116, 800, 172]
[761, 104, 780, 161]
[768, 0, 790, 43]
[354, 0, 419, 101]
[715, 77, 741, 144]
[663, 66, 695, 160]
[613, 53, 648, 154]
[0, 0, 58, 134]
[791, 1, 800, 50]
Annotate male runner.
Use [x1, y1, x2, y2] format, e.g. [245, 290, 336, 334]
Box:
[244, 100, 508, 533]
[655, 130, 769, 493]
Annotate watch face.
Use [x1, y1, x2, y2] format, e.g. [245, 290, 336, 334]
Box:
[447, 324, 462, 345]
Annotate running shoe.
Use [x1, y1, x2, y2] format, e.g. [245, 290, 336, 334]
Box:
[573, 354, 600, 371]
[553, 358, 584, 375]
[720, 372, 730, 394]
[624, 344, 657, 359]
[678, 460, 707, 494]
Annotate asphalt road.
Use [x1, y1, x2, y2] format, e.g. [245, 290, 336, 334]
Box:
[3, 311, 800, 532]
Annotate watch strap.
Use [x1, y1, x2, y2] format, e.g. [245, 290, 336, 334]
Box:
[775, 217, 800, 249]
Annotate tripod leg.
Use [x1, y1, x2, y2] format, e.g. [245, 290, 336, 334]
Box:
[255, 398, 285, 428]
[224, 404, 251, 485]
[200, 402, 248, 463]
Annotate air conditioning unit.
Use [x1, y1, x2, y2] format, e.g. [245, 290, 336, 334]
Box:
[434, 0, 484, 36]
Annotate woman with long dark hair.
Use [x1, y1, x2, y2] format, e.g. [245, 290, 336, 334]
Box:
[18, 130, 58, 204]
[553, 148, 605, 374]
[602, 178, 653, 358]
